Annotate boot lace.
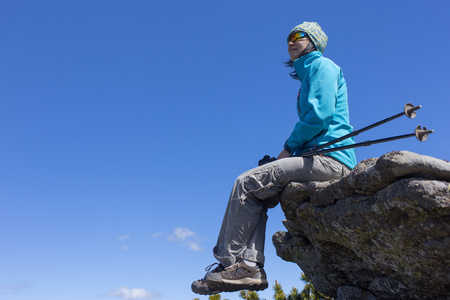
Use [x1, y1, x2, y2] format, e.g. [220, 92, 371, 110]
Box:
[201, 263, 224, 281]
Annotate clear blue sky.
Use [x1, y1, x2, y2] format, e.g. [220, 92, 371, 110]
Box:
[1, 1, 449, 300]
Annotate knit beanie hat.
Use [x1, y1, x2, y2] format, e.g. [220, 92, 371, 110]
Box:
[288, 22, 328, 53]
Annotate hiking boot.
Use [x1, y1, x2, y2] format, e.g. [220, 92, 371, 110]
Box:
[205, 260, 268, 292]
[191, 263, 225, 295]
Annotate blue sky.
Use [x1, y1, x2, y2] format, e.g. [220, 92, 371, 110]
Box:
[1, 1, 449, 300]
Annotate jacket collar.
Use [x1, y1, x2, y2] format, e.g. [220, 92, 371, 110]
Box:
[292, 51, 323, 82]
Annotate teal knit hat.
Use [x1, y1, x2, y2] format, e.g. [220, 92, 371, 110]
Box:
[288, 21, 328, 53]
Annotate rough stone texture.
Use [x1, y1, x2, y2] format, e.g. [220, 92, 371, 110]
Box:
[272, 151, 450, 300]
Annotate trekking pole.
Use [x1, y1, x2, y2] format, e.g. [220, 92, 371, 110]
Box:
[299, 125, 434, 157]
[258, 103, 431, 166]
[300, 103, 422, 157]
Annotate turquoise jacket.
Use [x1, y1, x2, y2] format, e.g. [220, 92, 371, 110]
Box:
[284, 51, 357, 169]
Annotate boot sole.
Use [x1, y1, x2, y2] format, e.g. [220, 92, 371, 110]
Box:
[206, 278, 268, 292]
[192, 290, 221, 295]
[191, 281, 221, 295]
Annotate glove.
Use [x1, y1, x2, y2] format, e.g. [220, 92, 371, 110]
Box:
[258, 155, 277, 166]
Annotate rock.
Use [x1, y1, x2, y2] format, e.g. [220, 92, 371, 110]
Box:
[272, 151, 450, 300]
[337, 286, 377, 300]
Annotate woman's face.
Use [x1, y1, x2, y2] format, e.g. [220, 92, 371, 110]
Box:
[288, 32, 311, 61]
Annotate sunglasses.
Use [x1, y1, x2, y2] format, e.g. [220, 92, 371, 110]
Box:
[288, 32, 307, 43]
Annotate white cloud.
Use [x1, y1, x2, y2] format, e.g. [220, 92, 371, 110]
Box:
[187, 241, 204, 252]
[149, 232, 164, 238]
[117, 234, 131, 251]
[106, 286, 160, 299]
[0, 282, 32, 294]
[168, 227, 205, 252]
[169, 227, 195, 241]
[118, 234, 130, 240]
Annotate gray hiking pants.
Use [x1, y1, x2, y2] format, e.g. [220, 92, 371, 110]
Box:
[213, 155, 351, 267]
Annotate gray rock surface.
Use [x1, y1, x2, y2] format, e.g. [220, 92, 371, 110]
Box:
[272, 151, 450, 300]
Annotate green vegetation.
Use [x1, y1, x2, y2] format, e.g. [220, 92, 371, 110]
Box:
[239, 290, 260, 300]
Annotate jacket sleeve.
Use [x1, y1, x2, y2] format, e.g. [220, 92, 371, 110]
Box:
[285, 59, 339, 153]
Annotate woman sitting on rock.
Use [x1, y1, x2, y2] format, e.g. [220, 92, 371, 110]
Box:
[192, 21, 357, 295]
